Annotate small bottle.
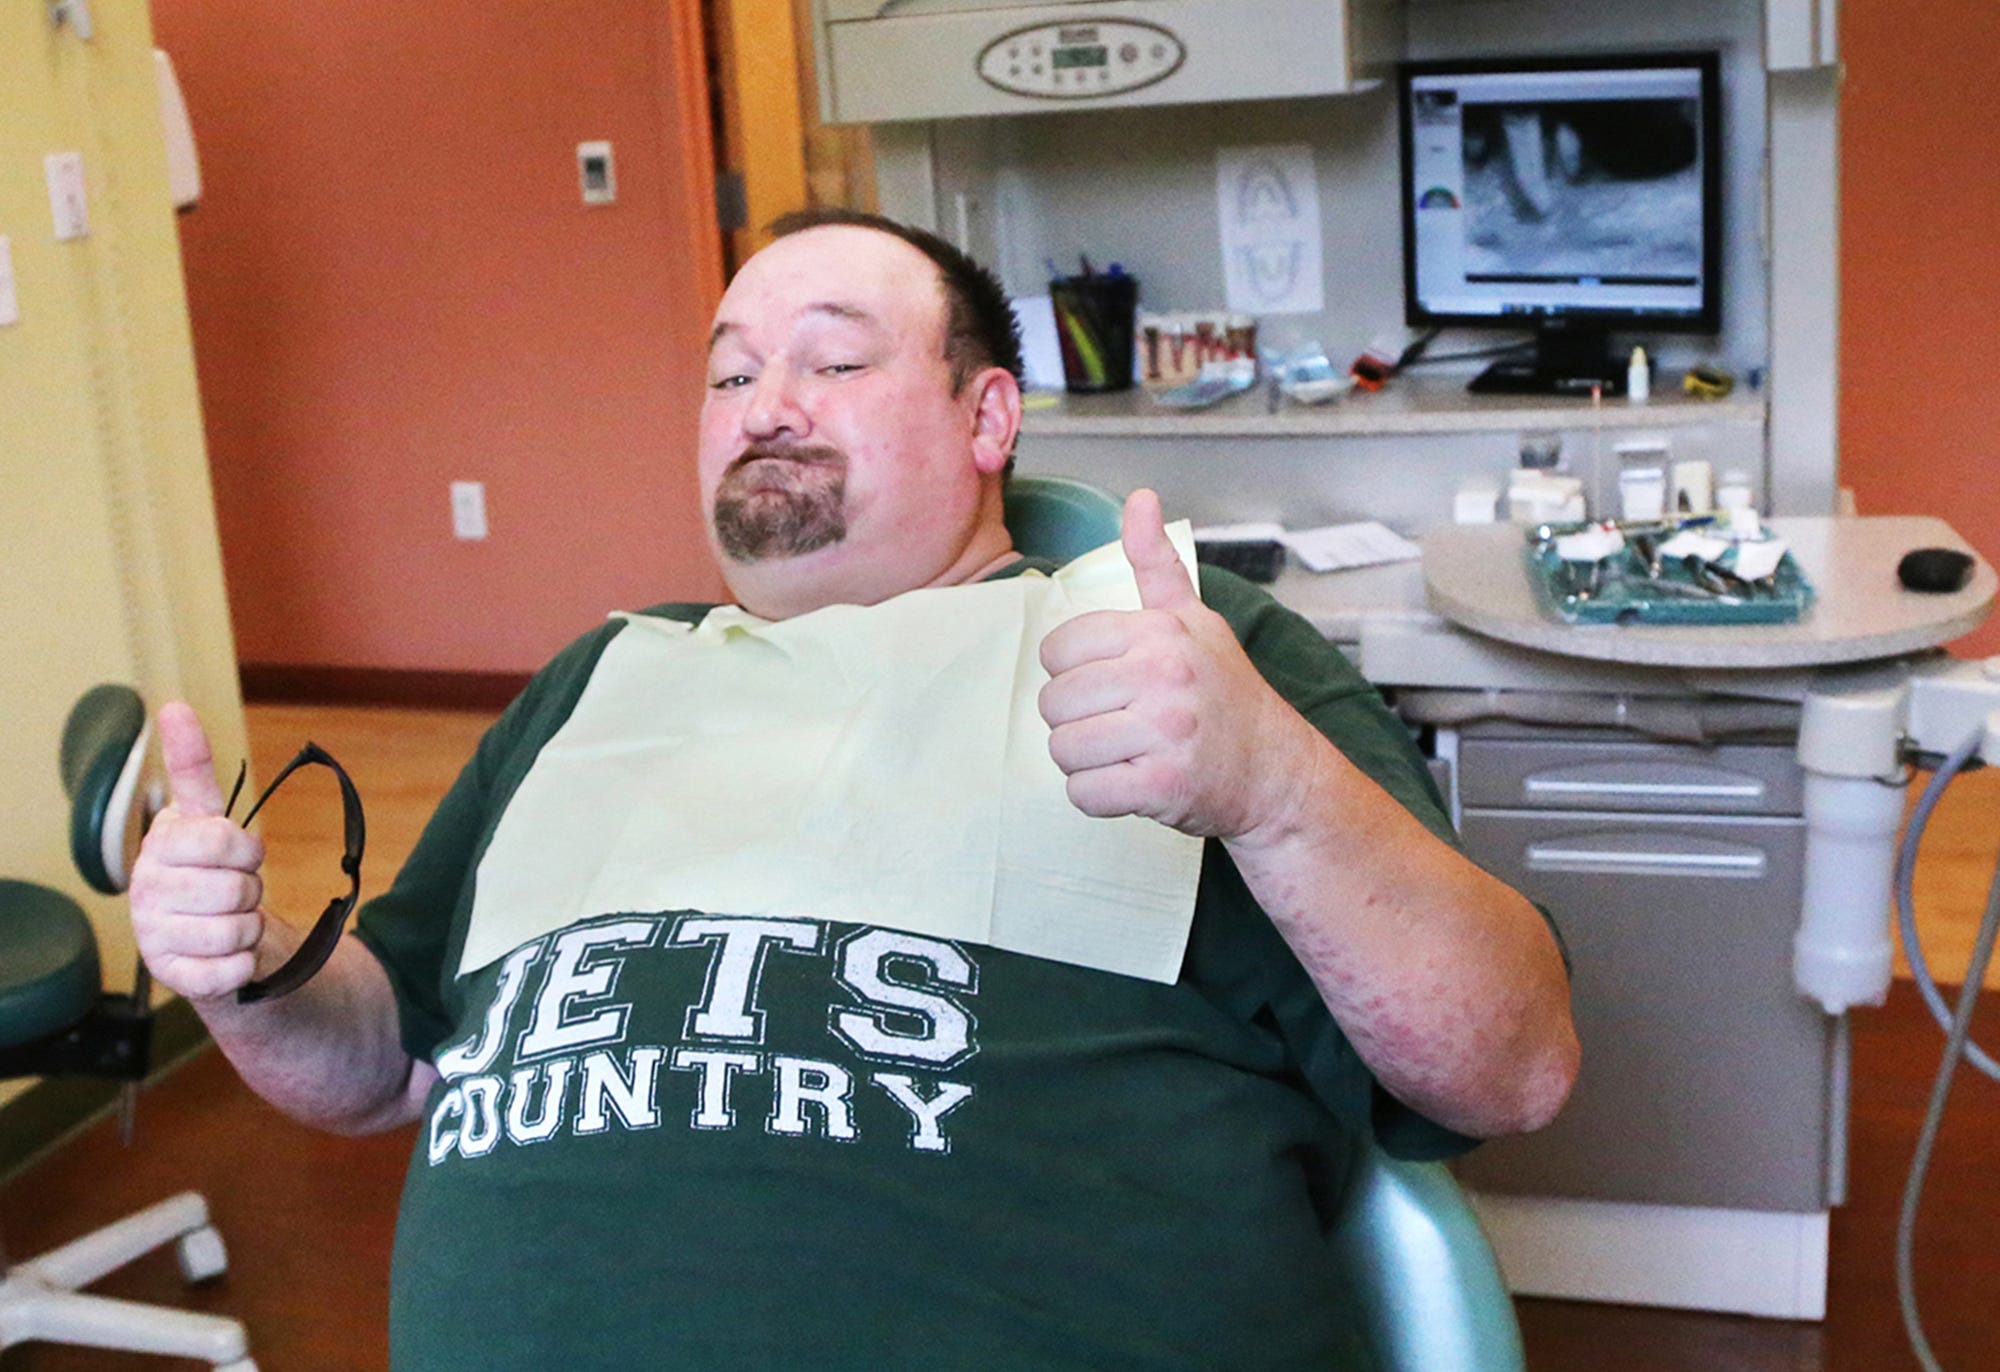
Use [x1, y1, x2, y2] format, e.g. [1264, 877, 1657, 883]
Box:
[1626, 345, 1651, 404]
[1715, 471, 1755, 512]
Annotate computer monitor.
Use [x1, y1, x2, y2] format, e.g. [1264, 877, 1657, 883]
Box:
[1400, 52, 1722, 395]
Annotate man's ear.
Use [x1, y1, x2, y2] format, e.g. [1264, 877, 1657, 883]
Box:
[966, 367, 1024, 477]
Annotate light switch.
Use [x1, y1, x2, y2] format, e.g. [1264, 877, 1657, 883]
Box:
[0, 237, 18, 327]
[45, 152, 89, 240]
[451, 481, 488, 540]
[577, 141, 616, 206]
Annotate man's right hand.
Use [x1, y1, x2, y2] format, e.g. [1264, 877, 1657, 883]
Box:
[128, 703, 268, 1001]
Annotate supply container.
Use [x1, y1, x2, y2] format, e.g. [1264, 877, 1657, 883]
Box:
[1049, 272, 1138, 393]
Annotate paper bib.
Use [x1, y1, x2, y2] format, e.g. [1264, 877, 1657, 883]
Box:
[461, 527, 1206, 984]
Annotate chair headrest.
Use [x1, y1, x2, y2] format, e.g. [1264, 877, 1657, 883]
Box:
[59, 684, 149, 896]
[1002, 476, 1124, 563]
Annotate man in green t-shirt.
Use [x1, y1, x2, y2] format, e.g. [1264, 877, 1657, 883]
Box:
[128, 210, 1576, 1368]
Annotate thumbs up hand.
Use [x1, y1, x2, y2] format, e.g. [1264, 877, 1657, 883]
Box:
[1037, 489, 1313, 840]
[127, 703, 269, 1000]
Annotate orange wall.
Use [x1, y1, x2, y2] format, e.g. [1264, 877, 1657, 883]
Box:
[151, 0, 726, 677]
[157, 1, 2000, 670]
[1841, 0, 2000, 656]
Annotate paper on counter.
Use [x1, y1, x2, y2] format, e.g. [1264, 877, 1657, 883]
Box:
[1217, 144, 1325, 315]
[1281, 521, 1422, 574]
[1731, 538, 1788, 582]
[459, 529, 1207, 986]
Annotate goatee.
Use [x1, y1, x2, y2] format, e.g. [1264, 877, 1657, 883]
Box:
[711, 443, 848, 562]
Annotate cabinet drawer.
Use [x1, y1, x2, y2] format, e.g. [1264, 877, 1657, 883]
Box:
[1456, 810, 1830, 1212]
[1458, 738, 1803, 816]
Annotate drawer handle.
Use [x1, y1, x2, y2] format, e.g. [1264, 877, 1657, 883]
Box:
[1523, 779, 1763, 800]
[1527, 843, 1767, 877]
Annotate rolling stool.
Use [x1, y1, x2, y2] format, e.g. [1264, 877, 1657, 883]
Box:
[0, 684, 253, 1370]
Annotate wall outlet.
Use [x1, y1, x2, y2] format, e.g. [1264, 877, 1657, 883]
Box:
[45, 151, 90, 241]
[577, 141, 615, 205]
[450, 481, 488, 540]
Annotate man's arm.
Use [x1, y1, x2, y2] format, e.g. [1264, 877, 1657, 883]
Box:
[1037, 490, 1578, 1140]
[128, 704, 438, 1135]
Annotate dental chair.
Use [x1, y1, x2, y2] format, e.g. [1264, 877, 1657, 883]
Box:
[1004, 476, 1525, 1372]
[0, 684, 255, 1370]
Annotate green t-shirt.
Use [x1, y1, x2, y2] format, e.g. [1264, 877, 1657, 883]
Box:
[354, 564, 1474, 1370]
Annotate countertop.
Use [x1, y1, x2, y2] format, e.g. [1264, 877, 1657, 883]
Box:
[1023, 374, 1766, 438]
[1419, 516, 1995, 669]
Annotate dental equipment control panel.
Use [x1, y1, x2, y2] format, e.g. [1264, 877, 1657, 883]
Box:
[814, 0, 1389, 124]
[977, 21, 1185, 100]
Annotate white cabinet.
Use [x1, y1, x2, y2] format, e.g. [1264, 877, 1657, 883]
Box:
[815, 0, 1398, 125]
[1766, 0, 1839, 70]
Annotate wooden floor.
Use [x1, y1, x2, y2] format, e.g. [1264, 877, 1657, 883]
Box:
[3, 703, 1999, 1369]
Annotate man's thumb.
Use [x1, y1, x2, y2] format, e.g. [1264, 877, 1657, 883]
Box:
[158, 702, 227, 818]
[1123, 488, 1197, 612]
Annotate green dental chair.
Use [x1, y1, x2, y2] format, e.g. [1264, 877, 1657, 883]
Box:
[0, 684, 255, 1370]
[1003, 475, 1526, 1372]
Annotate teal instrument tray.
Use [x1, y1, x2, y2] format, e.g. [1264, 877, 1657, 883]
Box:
[1526, 524, 1815, 626]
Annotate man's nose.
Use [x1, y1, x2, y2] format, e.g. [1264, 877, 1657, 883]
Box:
[742, 366, 809, 440]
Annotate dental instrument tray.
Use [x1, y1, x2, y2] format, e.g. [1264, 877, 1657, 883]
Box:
[1525, 520, 1815, 626]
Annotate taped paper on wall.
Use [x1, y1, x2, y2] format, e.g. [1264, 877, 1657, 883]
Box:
[1011, 295, 1068, 391]
[1217, 144, 1324, 315]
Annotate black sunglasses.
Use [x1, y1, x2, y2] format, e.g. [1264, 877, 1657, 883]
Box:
[224, 741, 366, 1005]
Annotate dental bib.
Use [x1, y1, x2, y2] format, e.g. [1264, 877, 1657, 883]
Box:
[460, 527, 1206, 983]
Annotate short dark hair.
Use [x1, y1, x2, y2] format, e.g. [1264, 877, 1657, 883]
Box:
[765, 208, 1023, 394]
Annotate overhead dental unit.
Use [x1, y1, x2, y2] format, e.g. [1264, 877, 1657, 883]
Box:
[812, 0, 1396, 123]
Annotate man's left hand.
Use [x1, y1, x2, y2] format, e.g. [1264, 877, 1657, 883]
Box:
[1037, 489, 1311, 840]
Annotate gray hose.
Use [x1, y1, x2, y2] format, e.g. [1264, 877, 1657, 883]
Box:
[1894, 807, 2000, 1372]
[1894, 727, 2000, 1082]
[1891, 723, 2000, 1370]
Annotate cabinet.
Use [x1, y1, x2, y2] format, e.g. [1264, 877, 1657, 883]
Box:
[1447, 726, 1839, 1216]
[817, 0, 1399, 126]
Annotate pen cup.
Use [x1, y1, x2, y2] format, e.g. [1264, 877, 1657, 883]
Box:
[1049, 274, 1138, 394]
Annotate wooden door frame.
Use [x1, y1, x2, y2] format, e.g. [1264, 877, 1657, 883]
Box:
[706, 0, 812, 271]
[651, 0, 729, 310]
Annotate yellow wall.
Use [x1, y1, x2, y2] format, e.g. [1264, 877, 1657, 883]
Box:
[1, 1, 246, 1103]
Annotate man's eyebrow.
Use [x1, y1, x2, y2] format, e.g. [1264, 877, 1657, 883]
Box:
[708, 301, 882, 352]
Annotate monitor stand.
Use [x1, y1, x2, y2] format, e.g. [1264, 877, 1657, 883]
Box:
[1468, 324, 1626, 398]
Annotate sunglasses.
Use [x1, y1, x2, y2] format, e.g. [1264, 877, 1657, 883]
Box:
[224, 741, 366, 1005]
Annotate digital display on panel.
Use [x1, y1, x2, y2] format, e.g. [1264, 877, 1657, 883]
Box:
[1053, 46, 1109, 69]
